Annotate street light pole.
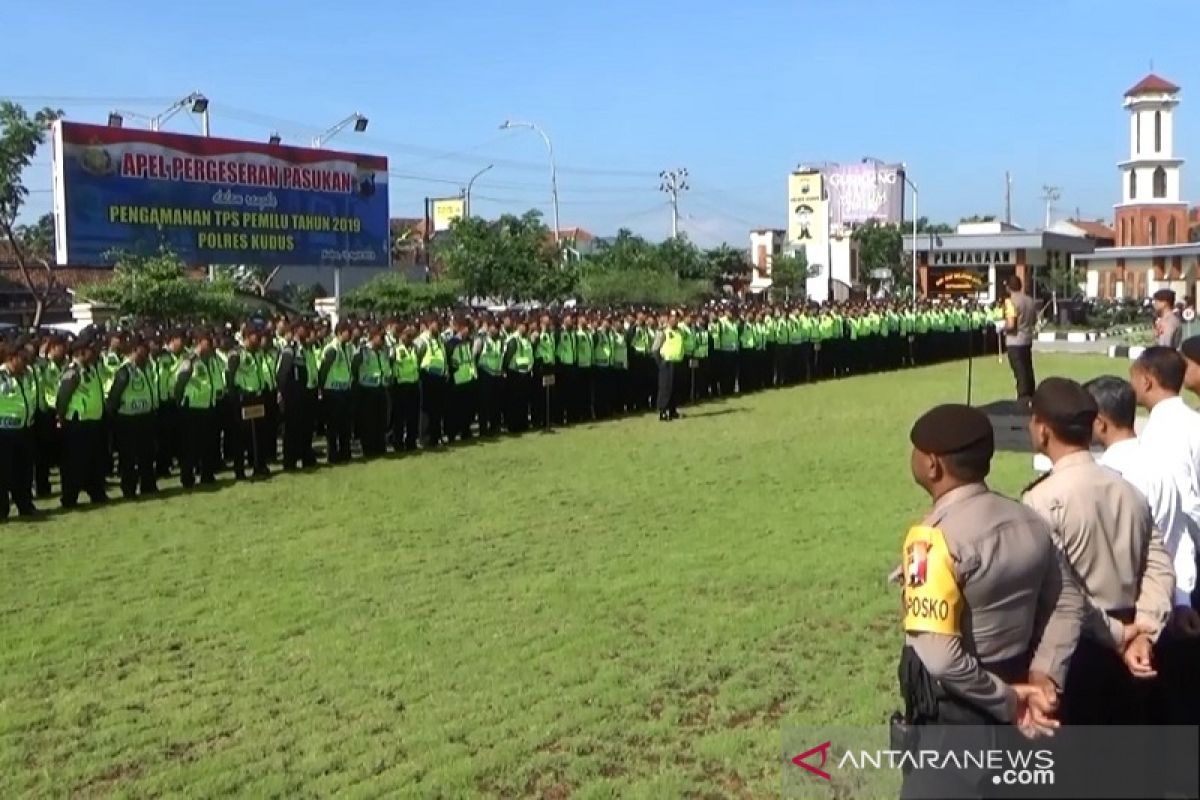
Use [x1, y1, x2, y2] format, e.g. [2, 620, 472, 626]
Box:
[862, 156, 919, 307]
[464, 164, 494, 217]
[501, 120, 560, 246]
[313, 113, 370, 314]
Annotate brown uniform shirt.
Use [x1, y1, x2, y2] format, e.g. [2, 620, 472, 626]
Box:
[1022, 450, 1175, 648]
[1004, 290, 1038, 347]
[903, 483, 1084, 722]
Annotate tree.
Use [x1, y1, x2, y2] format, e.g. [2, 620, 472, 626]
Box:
[343, 273, 462, 317]
[915, 217, 954, 235]
[79, 247, 240, 320]
[702, 244, 748, 284]
[1, 101, 61, 326]
[769, 251, 812, 300]
[656, 235, 709, 280]
[436, 210, 572, 302]
[852, 220, 904, 290]
[584, 228, 658, 272]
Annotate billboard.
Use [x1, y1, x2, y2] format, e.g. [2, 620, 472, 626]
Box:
[430, 197, 465, 233]
[787, 171, 827, 247]
[51, 121, 389, 267]
[821, 162, 905, 226]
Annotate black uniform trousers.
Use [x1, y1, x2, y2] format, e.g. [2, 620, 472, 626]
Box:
[389, 381, 420, 451]
[610, 366, 628, 414]
[1006, 344, 1035, 400]
[636, 354, 656, 409]
[592, 366, 612, 419]
[61, 419, 108, 506]
[531, 362, 553, 427]
[356, 386, 388, 457]
[281, 389, 316, 469]
[114, 412, 158, 498]
[505, 372, 531, 433]
[0, 428, 36, 519]
[448, 380, 476, 441]
[656, 358, 678, 415]
[322, 389, 354, 463]
[230, 393, 269, 478]
[1059, 631, 1146, 724]
[179, 408, 219, 489]
[263, 392, 279, 463]
[34, 410, 59, 497]
[155, 401, 180, 476]
[419, 373, 447, 447]
[554, 365, 576, 425]
[477, 372, 503, 436]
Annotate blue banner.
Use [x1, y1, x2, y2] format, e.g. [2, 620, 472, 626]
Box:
[52, 121, 390, 268]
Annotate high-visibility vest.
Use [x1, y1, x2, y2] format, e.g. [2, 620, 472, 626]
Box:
[419, 334, 447, 376]
[0, 365, 34, 430]
[303, 345, 320, 389]
[557, 331, 576, 365]
[156, 352, 181, 402]
[612, 331, 628, 369]
[63, 364, 104, 421]
[117, 361, 156, 415]
[37, 358, 64, 412]
[575, 330, 593, 367]
[593, 331, 612, 366]
[358, 347, 390, 388]
[632, 326, 651, 354]
[719, 319, 739, 351]
[661, 330, 684, 363]
[511, 335, 534, 373]
[393, 343, 419, 384]
[321, 342, 353, 391]
[693, 328, 710, 359]
[452, 340, 477, 385]
[678, 323, 694, 356]
[234, 350, 264, 394]
[739, 323, 757, 350]
[536, 331, 556, 365]
[100, 352, 122, 394]
[478, 335, 503, 376]
[182, 358, 217, 410]
[260, 346, 279, 391]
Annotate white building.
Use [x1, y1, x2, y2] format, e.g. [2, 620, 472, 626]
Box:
[1075, 73, 1199, 300]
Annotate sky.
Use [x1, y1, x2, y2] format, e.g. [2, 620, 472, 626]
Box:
[6, 0, 1200, 248]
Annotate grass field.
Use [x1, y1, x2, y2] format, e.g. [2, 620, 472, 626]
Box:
[1, 353, 1120, 798]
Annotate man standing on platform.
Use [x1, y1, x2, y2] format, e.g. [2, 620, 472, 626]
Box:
[1003, 275, 1037, 408]
[1153, 289, 1184, 348]
[651, 311, 684, 422]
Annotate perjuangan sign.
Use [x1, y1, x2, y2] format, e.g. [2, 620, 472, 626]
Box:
[51, 121, 389, 267]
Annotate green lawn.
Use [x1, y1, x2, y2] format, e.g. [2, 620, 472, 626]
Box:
[0, 353, 1120, 799]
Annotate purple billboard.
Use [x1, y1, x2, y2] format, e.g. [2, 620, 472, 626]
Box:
[821, 163, 906, 226]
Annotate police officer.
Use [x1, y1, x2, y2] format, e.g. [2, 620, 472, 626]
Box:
[224, 326, 271, 480]
[173, 330, 222, 489]
[389, 324, 421, 451]
[317, 321, 355, 464]
[0, 342, 38, 519]
[1022, 377, 1175, 724]
[651, 312, 684, 422]
[414, 316, 448, 448]
[34, 335, 67, 498]
[276, 321, 317, 470]
[56, 336, 109, 507]
[1002, 276, 1037, 407]
[105, 336, 159, 498]
[503, 320, 534, 433]
[897, 403, 1082, 798]
[352, 326, 391, 458]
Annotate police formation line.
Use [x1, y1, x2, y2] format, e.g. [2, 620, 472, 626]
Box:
[897, 347, 1200, 797]
[0, 300, 1004, 519]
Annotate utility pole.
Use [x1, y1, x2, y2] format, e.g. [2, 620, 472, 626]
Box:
[1041, 185, 1061, 229]
[1004, 171, 1012, 225]
[659, 168, 689, 238]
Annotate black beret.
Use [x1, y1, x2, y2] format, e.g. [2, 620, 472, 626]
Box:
[1032, 377, 1097, 429]
[910, 404, 994, 457]
[1181, 336, 1200, 366]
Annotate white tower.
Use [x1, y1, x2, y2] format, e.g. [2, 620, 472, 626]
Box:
[1115, 74, 1186, 246]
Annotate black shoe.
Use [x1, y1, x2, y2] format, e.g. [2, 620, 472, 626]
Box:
[253, 468, 271, 479]
[669, 410, 680, 420]
[659, 412, 669, 422]
[17, 506, 40, 518]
